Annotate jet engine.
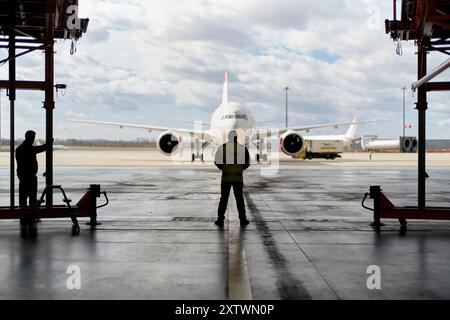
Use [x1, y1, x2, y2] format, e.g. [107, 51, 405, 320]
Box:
[400, 136, 418, 153]
[280, 130, 304, 156]
[411, 137, 418, 152]
[157, 131, 182, 155]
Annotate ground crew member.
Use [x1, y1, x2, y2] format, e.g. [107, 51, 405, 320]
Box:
[214, 130, 250, 227]
[15, 130, 47, 207]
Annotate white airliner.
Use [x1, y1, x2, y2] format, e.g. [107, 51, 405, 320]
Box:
[304, 117, 359, 149]
[361, 136, 417, 152]
[69, 73, 378, 161]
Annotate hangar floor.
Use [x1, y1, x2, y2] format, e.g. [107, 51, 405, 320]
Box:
[1, 150, 450, 299]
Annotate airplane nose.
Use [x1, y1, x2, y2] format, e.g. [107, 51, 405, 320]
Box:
[231, 120, 239, 128]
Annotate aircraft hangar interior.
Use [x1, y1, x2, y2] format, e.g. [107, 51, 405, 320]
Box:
[1, 0, 450, 314]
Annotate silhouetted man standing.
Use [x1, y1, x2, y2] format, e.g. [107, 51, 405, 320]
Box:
[15, 130, 47, 207]
[214, 130, 250, 227]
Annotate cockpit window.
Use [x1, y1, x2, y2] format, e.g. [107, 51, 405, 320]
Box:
[222, 114, 248, 120]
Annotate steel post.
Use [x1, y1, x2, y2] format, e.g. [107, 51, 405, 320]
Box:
[44, 0, 55, 208]
[8, 35, 15, 208]
[416, 39, 428, 209]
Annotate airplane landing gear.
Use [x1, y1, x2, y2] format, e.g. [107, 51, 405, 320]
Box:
[191, 153, 204, 162]
[191, 136, 206, 162]
[256, 154, 268, 164]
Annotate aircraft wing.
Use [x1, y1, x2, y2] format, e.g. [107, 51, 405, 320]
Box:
[67, 119, 212, 140]
[177, 119, 210, 126]
[276, 120, 384, 135]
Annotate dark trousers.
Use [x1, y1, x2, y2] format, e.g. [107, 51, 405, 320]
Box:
[218, 181, 247, 221]
[18, 176, 38, 207]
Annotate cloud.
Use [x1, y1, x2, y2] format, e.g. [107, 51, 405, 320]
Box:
[84, 28, 111, 44]
[1, 0, 449, 140]
[165, 17, 256, 48]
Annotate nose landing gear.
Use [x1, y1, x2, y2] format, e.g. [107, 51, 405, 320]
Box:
[192, 153, 204, 162]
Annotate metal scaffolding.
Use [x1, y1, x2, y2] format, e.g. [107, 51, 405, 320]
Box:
[386, 0, 450, 208]
[363, 0, 450, 233]
[0, 1, 105, 238]
[0, 0, 87, 208]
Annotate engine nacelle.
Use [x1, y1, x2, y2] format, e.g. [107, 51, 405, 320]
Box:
[157, 131, 182, 155]
[400, 136, 418, 153]
[280, 130, 304, 156]
[411, 137, 418, 152]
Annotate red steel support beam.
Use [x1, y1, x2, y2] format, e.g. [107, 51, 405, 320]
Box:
[424, 81, 450, 91]
[0, 80, 46, 90]
[380, 208, 450, 220]
[0, 45, 43, 50]
[0, 38, 44, 44]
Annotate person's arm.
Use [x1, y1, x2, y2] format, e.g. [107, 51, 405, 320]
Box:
[33, 144, 47, 154]
[243, 147, 251, 170]
[34, 138, 53, 154]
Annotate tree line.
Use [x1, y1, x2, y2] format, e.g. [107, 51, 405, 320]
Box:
[0, 138, 156, 148]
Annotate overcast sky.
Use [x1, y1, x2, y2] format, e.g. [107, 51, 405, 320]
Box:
[1, 0, 449, 141]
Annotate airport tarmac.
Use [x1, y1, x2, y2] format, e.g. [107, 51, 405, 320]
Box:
[1, 149, 450, 299]
[2, 147, 450, 167]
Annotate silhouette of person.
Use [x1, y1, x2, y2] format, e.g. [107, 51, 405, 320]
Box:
[214, 130, 251, 227]
[15, 130, 47, 207]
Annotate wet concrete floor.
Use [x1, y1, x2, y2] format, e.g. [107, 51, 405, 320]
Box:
[1, 165, 450, 299]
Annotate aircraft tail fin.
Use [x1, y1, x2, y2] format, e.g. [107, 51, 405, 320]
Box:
[345, 116, 358, 140]
[222, 72, 228, 104]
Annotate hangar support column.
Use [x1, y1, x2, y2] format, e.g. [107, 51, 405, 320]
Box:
[8, 34, 15, 208]
[416, 37, 428, 209]
[44, 0, 55, 207]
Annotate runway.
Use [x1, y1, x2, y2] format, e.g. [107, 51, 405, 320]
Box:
[1, 150, 450, 299]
